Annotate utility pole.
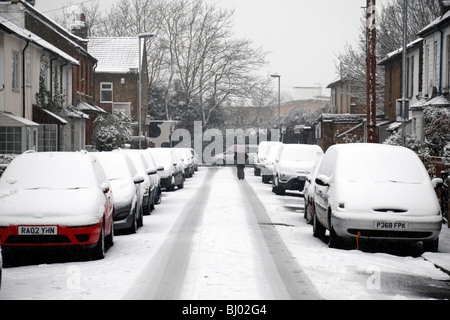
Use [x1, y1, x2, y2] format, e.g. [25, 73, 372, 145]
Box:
[401, 0, 408, 146]
[366, 0, 378, 143]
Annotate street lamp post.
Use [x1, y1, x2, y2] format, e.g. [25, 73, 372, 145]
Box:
[138, 33, 154, 149]
[270, 74, 281, 121]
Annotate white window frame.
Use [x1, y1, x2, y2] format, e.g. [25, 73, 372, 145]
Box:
[100, 82, 113, 103]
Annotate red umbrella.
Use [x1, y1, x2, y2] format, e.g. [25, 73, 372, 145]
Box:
[228, 144, 248, 153]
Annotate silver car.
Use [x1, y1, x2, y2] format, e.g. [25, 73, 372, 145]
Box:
[313, 143, 443, 252]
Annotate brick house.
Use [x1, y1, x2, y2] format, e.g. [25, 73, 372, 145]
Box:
[378, 38, 423, 123]
[327, 77, 365, 115]
[88, 37, 149, 147]
[315, 113, 366, 152]
[21, 1, 104, 148]
[0, 0, 80, 153]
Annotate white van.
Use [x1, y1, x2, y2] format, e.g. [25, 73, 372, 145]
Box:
[313, 143, 443, 251]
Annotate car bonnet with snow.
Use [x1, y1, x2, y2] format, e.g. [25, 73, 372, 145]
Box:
[0, 152, 108, 226]
[148, 148, 175, 178]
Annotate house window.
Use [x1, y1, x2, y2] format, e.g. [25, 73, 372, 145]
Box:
[101, 82, 113, 103]
[0, 127, 22, 154]
[38, 124, 58, 152]
[12, 50, 20, 90]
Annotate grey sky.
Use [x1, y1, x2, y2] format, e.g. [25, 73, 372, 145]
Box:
[35, 0, 391, 93]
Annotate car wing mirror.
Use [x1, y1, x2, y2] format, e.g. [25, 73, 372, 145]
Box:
[134, 175, 145, 184]
[147, 169, 157, 175]
[101, 182, 111, 194]
[315, 175, 331, 187]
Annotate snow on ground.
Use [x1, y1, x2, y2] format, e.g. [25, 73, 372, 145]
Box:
[0, 166, 449, 300]
[245, 168, 450, 300]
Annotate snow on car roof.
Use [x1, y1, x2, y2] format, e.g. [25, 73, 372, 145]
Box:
[0, 152, 100, 190]
[331, 143, 429, 184]
[94, 152, 137, 180]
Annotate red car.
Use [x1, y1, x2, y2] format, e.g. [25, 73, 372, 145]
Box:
[0, 151, 114, 260]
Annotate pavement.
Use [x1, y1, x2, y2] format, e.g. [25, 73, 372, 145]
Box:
[423, 223, 450, 276]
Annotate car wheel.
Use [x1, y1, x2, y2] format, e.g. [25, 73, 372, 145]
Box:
[128, 207, 138, 234]
[272, 176, 285, 195]
[313, 210, 326, 239]
[90, 223, 106, 260]
[106, 218, 114, 248]
[137, 206, 144, 228]
[329, 227, 344, 249]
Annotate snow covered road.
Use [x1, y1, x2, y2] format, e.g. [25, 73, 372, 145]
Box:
[0, 166, 449, 300]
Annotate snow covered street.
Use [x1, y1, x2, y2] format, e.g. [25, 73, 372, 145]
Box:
[0, 166, 449, 300]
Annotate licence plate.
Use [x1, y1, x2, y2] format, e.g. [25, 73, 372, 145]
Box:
[18, 226, 58, 235]
[374, 221, 408, 230]
[297, 176, 306, 181]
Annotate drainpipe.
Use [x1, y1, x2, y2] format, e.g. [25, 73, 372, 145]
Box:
[439, 29, 444, 95]
[93, 61, 97, 106]
[22, 40, 30, 118]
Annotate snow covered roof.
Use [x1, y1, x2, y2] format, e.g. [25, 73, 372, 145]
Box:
[318, 113, 366, 123]
[0, 112, 39, 127]
[378, 38, 423, 66]
[419, 10, 450, 36]
[76, 101, 106, 114]
[426, 94, 450, 107]
[0, 16, 79, 66]
[411, 95, 450, 109]
[88, 37, 140, 74]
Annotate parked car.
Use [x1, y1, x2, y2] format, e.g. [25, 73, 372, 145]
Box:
[313, 143, 443, 251]
[174, 148, 195, 178]
[119, 150, 157, 215]
[212, 149, 235, 166]
[140, 149, 163, 207]
[212, 144, 256, 166]
[192, 148, 199, 172]
[0, 246, 2, 290]
[303, 157, 323, 225]
[0, 151, 114, 260]
[148, 148, 185, 191]
[261, 143, 283, 184]
[253, 141, 282, 176]
[95, 152, 144, 234]
[272, 144, 324, 195]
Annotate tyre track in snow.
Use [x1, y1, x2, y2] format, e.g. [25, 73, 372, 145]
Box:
[238, 178, 321, 300]
[126, 168, 218, 300]
[127, 166, 320, 299]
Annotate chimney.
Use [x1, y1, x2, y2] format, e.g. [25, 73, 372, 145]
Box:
[70, 13, 88, 39]
[440, 0, 450, 16]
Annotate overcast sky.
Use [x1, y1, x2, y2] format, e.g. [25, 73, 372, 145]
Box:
[35, 0, 391, 94]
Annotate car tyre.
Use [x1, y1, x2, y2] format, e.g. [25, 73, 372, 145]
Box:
[106, 218, 114, 249]
[313, 210, 326, 239]
[90, 223, 106, 260]
[329, 227, 344, 249]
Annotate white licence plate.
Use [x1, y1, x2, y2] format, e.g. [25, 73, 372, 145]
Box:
[374, 221, 408, 230]
[297, 176, 306, 181]
[18, 226, 58, 235]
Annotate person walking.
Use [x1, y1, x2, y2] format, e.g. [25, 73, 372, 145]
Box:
[234, 151, 248, 180]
